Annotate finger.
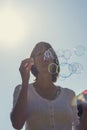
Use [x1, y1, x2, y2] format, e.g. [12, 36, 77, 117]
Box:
[26, 63, 32, 71]
[20, 59, 30, 70]
[21, 59, 30, 65]
[22, 58, 34, 66]
[19, 58, 34, 72]
[30, 57, 34, 65]
[24, 62, 29, 67]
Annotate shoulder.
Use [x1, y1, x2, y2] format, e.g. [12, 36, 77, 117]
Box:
[14, 84, 22, 91]
[62, 87, 76, 98]
[13, 83, 33, 94]
[12, 84, 22, 100]
[13, 84, 21, 95]
[14, 83, 33, 89]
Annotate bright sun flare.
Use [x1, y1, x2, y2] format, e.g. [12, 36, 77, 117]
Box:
[0, 4, 28, 48]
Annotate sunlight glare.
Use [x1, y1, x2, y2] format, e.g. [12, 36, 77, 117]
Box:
[0, 5, 28, 48]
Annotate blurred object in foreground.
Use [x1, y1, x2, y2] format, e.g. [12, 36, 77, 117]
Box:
[77, 90, 87, 118]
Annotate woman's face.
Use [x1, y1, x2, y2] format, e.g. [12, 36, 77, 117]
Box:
[33, 44, 54, 74]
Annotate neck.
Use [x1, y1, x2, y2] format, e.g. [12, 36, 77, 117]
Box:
[34, 74, 54, 89]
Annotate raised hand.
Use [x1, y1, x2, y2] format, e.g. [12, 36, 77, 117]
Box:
[19, 58, 34, 83]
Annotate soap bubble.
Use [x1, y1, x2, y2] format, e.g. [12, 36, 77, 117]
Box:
[63, 49, 72, 61]
[59, 62, 72, 78]
[48, 63, 59, 74]
[69, 62, 83, 74]
[44, 48, 57, 61]
[74, 45, 86, 56]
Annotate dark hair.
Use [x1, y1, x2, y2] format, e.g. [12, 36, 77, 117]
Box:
[30, 41, 60, 82]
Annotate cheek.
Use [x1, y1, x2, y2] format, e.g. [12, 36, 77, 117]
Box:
[36, 57, 44, 63]
[34, 58, 41, 68]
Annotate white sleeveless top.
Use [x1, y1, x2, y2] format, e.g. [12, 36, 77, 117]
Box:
[13, 84, 79, 130]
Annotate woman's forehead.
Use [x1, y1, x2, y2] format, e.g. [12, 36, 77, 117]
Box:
[35, 44, 48, 52]
[31, 42, 52, 57]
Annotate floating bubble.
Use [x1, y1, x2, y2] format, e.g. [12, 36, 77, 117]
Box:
[56, 49, 64, 57]
[44, 48, 57, 61]
[59, 62, 72, 78]
[48, 45, 85, 80]
[74, 45, 86, 56]
[59, 76, 66, 81]
[63, 49, 72, 61]
[48, 63, 59, 74]
[58, 56, 66, 64]
[56, 49, 72, 63]
[69, 62, 83, 74]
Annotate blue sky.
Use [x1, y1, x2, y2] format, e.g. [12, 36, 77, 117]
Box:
[0, 0, 87, 130]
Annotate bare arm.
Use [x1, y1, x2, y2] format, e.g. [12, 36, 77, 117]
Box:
[10, 58, 33, 129]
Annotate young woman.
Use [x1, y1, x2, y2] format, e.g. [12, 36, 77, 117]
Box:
[10, 41, 87, 130]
